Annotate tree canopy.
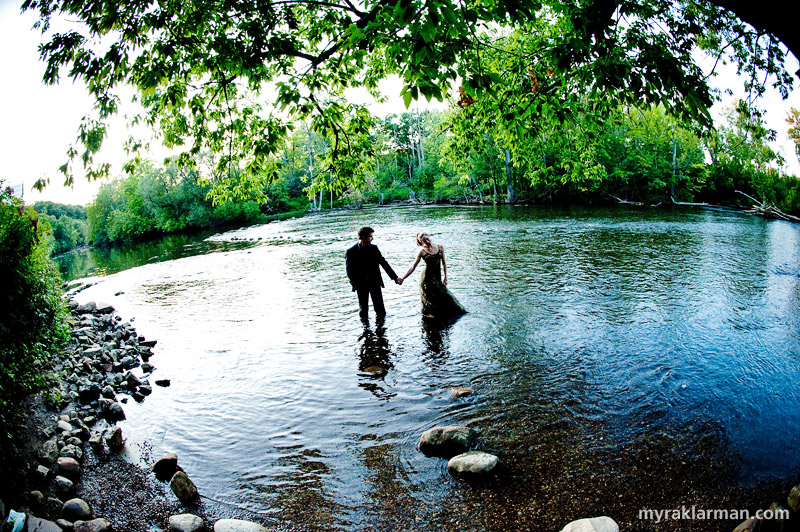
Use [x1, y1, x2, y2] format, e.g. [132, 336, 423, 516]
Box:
[22, 0, 795, 201]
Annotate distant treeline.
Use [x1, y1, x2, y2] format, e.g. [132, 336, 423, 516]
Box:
[33, 202, 89, 254]
[36, 102, 800, 254]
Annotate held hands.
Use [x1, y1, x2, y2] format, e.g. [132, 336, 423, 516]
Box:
[395, 277, 404, 286]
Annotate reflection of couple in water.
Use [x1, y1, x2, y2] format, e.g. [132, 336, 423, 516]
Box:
[345, 225, 467, 322]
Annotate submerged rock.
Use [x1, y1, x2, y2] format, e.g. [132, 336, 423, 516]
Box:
[448, 386, 473, 398]
[153, 452, 179, 481]
[447, 451, 499, 476]
[559, 516, 619, 532]
[418, 426, 475, 457]
[170, 471, 199, 502]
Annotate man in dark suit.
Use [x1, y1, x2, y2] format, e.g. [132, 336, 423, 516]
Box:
[346, 226, 403, 320]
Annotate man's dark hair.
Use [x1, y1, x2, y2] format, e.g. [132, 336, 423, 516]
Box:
[358, 226, 374, 240]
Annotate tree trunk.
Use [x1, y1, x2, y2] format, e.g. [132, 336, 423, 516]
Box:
[505, 150, 515, 202]
[416, 109, 425, 167]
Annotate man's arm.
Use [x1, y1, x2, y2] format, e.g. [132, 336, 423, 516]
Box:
[376, 247, 398, 281]
[345, 247, 357, 291]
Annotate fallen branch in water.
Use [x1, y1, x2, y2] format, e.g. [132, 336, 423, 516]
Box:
[736, 190, 800, 223]
[607, 193, 652, 206]
[670, 196, 711, 206]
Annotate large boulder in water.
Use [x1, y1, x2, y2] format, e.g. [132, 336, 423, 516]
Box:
[418, 426, 475, 457]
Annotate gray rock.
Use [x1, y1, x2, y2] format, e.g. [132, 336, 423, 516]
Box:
[78, 384, 101, 404]
[788, 485, 800, 512]
[57, 457, 81, 479]
[46, 496, 65, 515]
[63, 498, 93, 521]
[153, 453, 179, 481]
[141, 363, 155, 373]
[40, 436, 60, 465]
[66, 436, 84, 447]
[98, 399, 125, 421]
[0, 497, 4, 522]
[28, 490, 45, 505]
[447, 451, 499, 475]
[155, 379, 171, 387]
[57, 420, 74, 433]
[83, 347, 103, 358]
[123, 371, 142, 389]
[418, 426, 476, 457]
[76, 302, 97, 314]
[105, 427, 124, 452]
[25, 516, 63, 532]
[559, 516, 619, 532]
[88, 432, 103, 450]
[170, 471, 199, 502]
[120, 356, 140, 370]
[59, 444, 84, 462]
[56, 519, 74, 531]
[169, 513, 205, 532]
[35, 464, 51, 481]
[74, 518, 112, 532]
[95, 302, 115, 314]
[213, 519, 268, 532]
[55, 476, 75, 495]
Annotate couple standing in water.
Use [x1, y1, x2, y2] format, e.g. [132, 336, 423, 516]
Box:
[345, 226, 467, 322]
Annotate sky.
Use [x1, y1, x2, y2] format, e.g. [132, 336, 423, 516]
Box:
[1, 0, 798, 206]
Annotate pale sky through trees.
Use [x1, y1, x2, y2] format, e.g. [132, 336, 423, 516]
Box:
[0, 0, 797, 206]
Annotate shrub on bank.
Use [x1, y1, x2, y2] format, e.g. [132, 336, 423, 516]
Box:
[0, 187, 69, 443]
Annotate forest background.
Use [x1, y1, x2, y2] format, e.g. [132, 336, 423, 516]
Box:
[27, 100, 800, 253]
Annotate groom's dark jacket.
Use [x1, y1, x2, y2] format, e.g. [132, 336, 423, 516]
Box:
[346, 243, 398, 291]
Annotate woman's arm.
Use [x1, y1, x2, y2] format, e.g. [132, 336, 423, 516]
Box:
[402, 250, 423, 280]
[441, 245, 448, 285]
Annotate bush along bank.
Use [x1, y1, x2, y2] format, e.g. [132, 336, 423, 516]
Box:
[1, 297, 272, 532]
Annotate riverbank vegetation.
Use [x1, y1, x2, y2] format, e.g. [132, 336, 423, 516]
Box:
[0, 187, 69, 448]
[71, 99, 800, 248]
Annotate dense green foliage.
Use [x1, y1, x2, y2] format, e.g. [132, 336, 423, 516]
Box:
[0, 188, 68, 442]
[34, 201, 89, 254]
[87, 161, 296, 245]
[23, 0, 794, 201]
[89, 102, 800, 245]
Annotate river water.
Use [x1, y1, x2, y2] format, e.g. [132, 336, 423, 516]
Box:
[58, 205, 800, 531]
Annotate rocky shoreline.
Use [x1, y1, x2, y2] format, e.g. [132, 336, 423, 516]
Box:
[1, 297, 275, 532]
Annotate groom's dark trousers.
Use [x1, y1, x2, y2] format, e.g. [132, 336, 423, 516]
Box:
[346, 242, 398, 319]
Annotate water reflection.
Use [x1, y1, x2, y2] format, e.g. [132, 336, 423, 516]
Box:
[356, 320, 395, 400]
[420, 318, 453, 362]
